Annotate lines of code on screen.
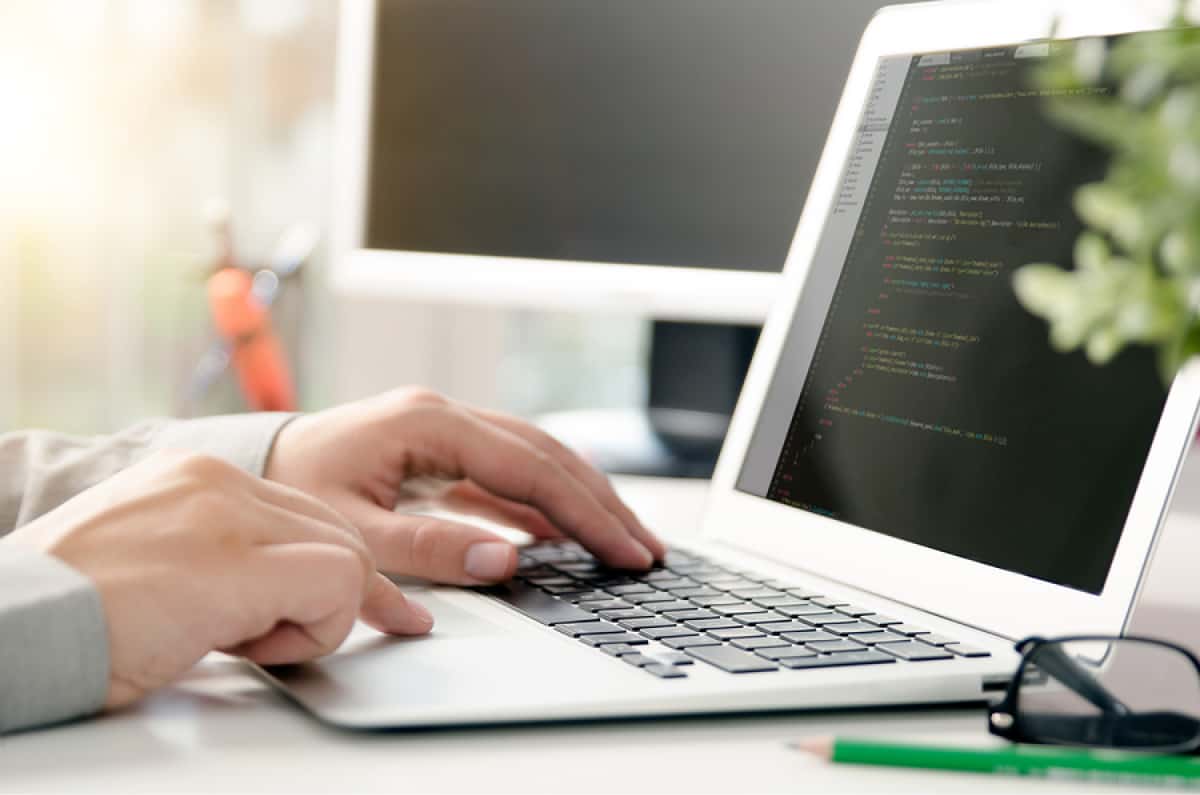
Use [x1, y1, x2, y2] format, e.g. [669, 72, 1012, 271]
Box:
[765, 48, 1169, 594]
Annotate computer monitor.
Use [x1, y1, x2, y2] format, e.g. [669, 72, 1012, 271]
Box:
[331, 0, 895, 315]
[329, 0, 895, 471]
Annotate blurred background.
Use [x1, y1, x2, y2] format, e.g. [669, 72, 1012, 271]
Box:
[0, 0, 646, 436]
[3, 0, 913, 478]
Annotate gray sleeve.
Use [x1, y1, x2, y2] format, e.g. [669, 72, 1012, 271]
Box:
[1, 412, 295, 533]
[0, 412, 295, 734]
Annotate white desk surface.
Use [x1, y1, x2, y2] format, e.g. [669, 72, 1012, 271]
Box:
[4, 461, 1200, 794]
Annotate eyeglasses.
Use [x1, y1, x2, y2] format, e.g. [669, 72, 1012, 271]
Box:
[988, 635, 1200, 754]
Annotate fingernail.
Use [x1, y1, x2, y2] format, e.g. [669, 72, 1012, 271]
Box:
[407, 600, 434, 629]
[465, 542, 514, 581]
[633, 541, 654, 568]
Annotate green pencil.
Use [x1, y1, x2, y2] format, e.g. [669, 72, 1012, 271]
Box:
[793, 737, 1200, 788]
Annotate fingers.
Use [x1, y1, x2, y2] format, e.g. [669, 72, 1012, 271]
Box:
[470, 408, 666, 560]
[411, 408, 653, 569]
[359, 572, 434, 635]
[228, 543, 362, 663]
[362, 507, 521, 585]
[439, 480, 565, 540]
[227, 544, 434, 667]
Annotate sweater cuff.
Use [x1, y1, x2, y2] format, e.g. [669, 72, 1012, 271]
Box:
[146, 412, 297, 477]
[0, 546, 109, 734]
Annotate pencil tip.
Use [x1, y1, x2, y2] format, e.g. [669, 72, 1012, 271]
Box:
[788, 736, 833, 758]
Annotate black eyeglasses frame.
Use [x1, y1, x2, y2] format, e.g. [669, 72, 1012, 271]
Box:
[987, 634, 1200, 754]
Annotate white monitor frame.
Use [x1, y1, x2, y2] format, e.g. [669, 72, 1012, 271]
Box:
[706, 0, 1200, 642]
[329, 0, 779, 325]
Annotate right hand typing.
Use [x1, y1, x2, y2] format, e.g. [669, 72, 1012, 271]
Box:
[6, 450, 431, 709]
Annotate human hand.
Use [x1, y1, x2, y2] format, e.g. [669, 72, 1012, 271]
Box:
[7, 451, 431, 709]
[265, 388, 665, 585]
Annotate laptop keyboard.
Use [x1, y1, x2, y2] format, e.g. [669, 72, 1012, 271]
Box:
[482, 542, 990, 679]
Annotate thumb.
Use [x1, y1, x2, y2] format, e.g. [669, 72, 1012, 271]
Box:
[363, 508, 519, 585]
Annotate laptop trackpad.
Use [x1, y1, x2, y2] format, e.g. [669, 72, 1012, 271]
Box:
[261, 586, 621, 724]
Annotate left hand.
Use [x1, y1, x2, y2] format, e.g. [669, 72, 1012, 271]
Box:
[265, 388, 665, 587]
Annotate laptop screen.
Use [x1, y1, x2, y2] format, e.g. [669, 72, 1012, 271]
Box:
[736, 38, 1170, 596]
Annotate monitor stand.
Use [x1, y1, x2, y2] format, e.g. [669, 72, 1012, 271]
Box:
[538, 321, 759, 479]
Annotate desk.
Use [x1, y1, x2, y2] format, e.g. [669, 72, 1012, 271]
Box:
[3, 464, 1198, 794]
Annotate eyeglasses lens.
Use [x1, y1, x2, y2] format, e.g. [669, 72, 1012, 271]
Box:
[1016, 639, 1200, 751]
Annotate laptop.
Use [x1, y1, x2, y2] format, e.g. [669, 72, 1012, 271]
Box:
[259, 0, 1200, 728]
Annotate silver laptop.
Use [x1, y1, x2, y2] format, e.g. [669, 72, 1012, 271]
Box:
[259, 0, 1200, 728]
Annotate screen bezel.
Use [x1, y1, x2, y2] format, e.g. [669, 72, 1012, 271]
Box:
[708, 0, 1200, 642]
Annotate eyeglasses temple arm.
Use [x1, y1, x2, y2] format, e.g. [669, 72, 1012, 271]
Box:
[1031, 643, 1130, 716]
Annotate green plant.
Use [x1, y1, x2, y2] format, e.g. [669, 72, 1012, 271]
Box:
[1013, 6, 1200, 382]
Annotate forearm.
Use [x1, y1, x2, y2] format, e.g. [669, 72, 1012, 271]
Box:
[0, 413, 294, 534]
[0, 412, 295, 733]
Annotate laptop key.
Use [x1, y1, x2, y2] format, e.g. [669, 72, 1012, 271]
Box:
[578, 600, 635, 613]
[811, 596, 849, 608]
[662, 635, 721, 649]
[915, 634, 956, 647]
[732, 636, 790, 651]
[836, 604, 874, 617]
[776, 603, 833, 617]
[711, 579, 762, 592]
[756, 646, 817, 661]
[646, 600, 696, 614]
[707, 627, 764, 641]
[689, 594, 742, 607]
[712, 603, 764, 616]
[827, 621, 886, 635]
[581, 632, 649, 647]
[522, 546, 580, 563]
[785, 587, 824, 600]
[620, 653, 658, 667]
[760, 621, 833, 635]
[605, 583, 655, 596]
[683, 618, 741, 631]
[525, 575, 578, 588]
[490, 582, 596, 625]
[542, 583, 590, 595]
[729, 588, 784, 600]
[665, 609, 719, 622]
[805, 639, 868, 654]
[619, 616, 673, 630]
[642, 663, 688, 679]
[878, 641, 954, 661]
[555, 620, 622, 637]
[945, 644, 992, 658]
[648, 651, 693, 666]
[686, 645, 779, 673]
[625, 591, 677, 605]
[597, 608, 654, 622]
[797, 613, 859, 627]
[779, 630, 840, 644]
[564, 590, 612, 604]
[752, 595, 807, 608]
[552, 560, 600, 572]
[659, 579, 702, 591]
[861, 614, 904, 627]
[733, 611, 790, 626]
[600, 644, 642, 656]
[779, 650, 896, 669]
[853, 630, 910, 645]
[641, 626, 696, 640]
[888, 623, 931, 635]
[671, 587, 723, 599]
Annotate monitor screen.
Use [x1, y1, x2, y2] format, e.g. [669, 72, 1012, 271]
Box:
[737, 36, 1171, 596]
[365, 0, 893, 272]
